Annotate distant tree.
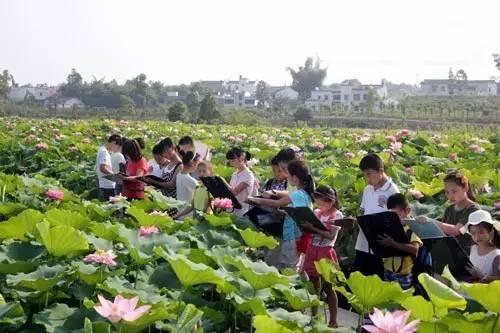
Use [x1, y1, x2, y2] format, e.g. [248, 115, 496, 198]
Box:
[294, 106, 312, 122]
[199, 93, 220, 123]
[287, 57, 327, 102]
[494, 54, 500, 71]
[120, 95, 136, 109]
[168, 102, 189, 122]
[185, 91, 200, 121]
[125, 73, 148, 108]
[60, 68, 83, 98]
[456, 69, 468, 81]
[341, 79, 361, 86]
[366, 88, 379, 113]
[255, 80, 269, 107]
[448, 67, 456, 96]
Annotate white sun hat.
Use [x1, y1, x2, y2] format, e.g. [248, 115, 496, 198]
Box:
[460, 210, 500, 234]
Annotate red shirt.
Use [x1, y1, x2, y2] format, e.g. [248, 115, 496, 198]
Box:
[123, 158, 149, 199]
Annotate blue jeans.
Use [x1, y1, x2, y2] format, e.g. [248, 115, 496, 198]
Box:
[99, 188, 115, 201]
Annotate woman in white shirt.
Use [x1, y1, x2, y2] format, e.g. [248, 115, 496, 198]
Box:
[226, 147, 258, 216]
[176, 151, 199, 203]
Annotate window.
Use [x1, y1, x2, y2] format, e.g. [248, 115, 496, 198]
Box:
[245, 99, 254, 105]
[324, 95, 329, 100]
[40, 92, 43, 97]
[353, 94, 360, 101]
[344, 94, 349, 101]
[224, 99, 234, 104]
[363, 94, 367, 101]
[333, 95, 341, 101]
[317, 95, 321, 100]
[440, 86, 445, 92]
[431, 85, 437, 92]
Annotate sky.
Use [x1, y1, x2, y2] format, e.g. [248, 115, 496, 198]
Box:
[1, 0, 499, 87]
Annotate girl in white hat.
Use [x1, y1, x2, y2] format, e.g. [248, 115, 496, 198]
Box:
[464, 210, 500, 282]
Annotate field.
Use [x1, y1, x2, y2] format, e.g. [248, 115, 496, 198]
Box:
[0, 117, 499, 332]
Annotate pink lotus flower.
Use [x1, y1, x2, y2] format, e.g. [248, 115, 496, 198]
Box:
[405, 167, 414, 175]
[82, 138, 91, 144]
[36, 142, 48, 150]
[94, 294, 150, 323]
[312, 142, 324, 151]
[344, 152, 355, 160]
[385, 135, 397, 143]
[494, 202, 500, 210]
[109, 194, 127, 203]
[213, 198, 233, 211]
[437, 143, 449, 149]
[84, 250, 118, 267]
[27, 134, 36, 141]
[449, 153, 458, 161]
[389, 141, 403, 153]
[139, 226, 160, 237]
[289, 145, 301, 152]
[409, 189, 424, 200]
[469, 144, 484, 153]
[356, 136, 371, 144]
[265, 140, 278, 148]
[363, 308, 419, 333]
[397, 129, 410, 139]
[46, 189, 64, 201]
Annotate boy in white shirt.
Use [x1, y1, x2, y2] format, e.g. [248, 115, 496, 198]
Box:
[96, 134, 122, 201]
[355, 153, 399, 277]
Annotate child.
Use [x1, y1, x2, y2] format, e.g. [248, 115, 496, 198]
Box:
[463, 210, 500, 282]
[302, 185, 343, 328]
[117, 139, 150, 200]
[176, 151, 199, 204]
[142, 138, 183, 198]
[110, 138, 125, 196]
[262, 155, 288, 192]
[175, 161, 213, 219]
[355, 153, 399, 277]
[134, 137, 146, 150]
[249, 160, 314, 271]
[149, 143, 169, 178]
[378, 193, 422, 289]
[96, 134, 123, 201]
[417, 171, 479, 252]
[226, 147, 259, 216]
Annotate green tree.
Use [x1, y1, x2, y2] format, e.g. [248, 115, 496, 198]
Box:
[493, 54, 500, 71]
[125, 73, 148, 108]
[287, 57, 327, 102]
[199, 93, 220, 123]
[168, 102, 189, 122]
[294, 106, 312, 122]
[366, 88, 378, 113]
[60, 68, 83, 98]
[255, 80, 269, 108]
[185, 91, 200, 122]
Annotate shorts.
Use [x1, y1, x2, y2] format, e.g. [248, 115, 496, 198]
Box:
[383, 270, 413, 289]
[304, 245, 338, 278]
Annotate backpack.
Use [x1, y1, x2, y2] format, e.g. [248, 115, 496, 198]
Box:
[405, 229, 433, 294]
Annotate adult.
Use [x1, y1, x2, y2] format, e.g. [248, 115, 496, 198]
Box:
[117, 139, 149, 200]
[110, 140, 126, 195]
[178, 136, 211, 162]
[96, 134, 122, 201]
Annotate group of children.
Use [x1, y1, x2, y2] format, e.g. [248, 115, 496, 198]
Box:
[97, 136, 500, 328]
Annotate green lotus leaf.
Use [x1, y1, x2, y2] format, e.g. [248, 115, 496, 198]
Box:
[267, 308, 311, 330]
[44, 208, 91, 230]
[117, 225, 185, 264]
[89, 222, 119, 241]
[238, 227, 278, 249]
[273, 284, 320, 310]
[83, 318, 112, 333]
[159, 303, 203, 333]
[155, 248, 233, 293]
[460, 281, 500, 313]
[400, 295, 435, 321]
[204, 213, 233, 227]
[440, 311, 497, 333]
[0, 301, 26, 329]
[0, 209, 44, 240]
[314, 258, 346, 285]
[7, 264, 65, 292]
[33, 303, 101, 333]
[36, 221, 89, 257]
[413, 178, 444, 197]
[97, 275, 166, 304]
[0, 202, 26, 219]
[147, 189, 188, 210]
[417, 273, 466, 312]
[225, 256, 288, 290]
[118, 303, 171, 333]
[72, 262, 110, 285]
[344, 271, 412, 313]
[253, 315, 298, 333]
[84, 233, 113, 251]
[126, 206, 173, 227]
[0, 242, 45, 274]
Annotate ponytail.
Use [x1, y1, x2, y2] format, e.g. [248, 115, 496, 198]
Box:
[179, 150, 196, 166]
[226, 147, 251, 161]
[287, 160, 315, 199]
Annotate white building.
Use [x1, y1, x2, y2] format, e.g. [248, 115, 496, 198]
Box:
[55, 97, 85, 109]
[216, 92, 256, 108]
[420, 79, 497, 96]
[305, 81, 388, 111]
[8, 86, 57, 102]
[272, 87, 299, 100]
